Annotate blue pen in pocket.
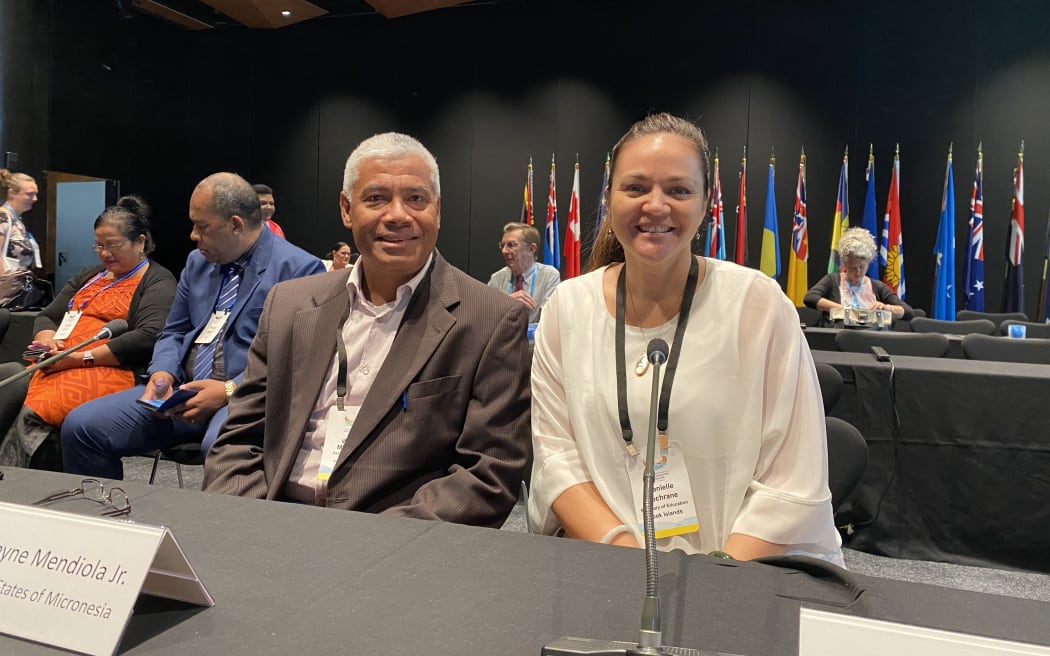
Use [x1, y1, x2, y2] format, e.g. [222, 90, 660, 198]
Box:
[402, 390, 408, 411]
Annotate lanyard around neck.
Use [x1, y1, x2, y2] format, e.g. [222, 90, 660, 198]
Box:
[614, 256, 699, 452]
[68, 259, 149, 311]
[507, 265, 537, 296]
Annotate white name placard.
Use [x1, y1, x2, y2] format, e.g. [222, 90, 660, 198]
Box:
[800, 607, 1050, 656]
[0, 501, 213, 656]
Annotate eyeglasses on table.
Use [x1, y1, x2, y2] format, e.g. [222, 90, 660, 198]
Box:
[32, 478, 131, 517]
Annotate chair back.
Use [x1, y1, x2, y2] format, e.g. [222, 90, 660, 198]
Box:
[834, 330, 950, 358]
[0, 308, 10, 347]
[825, 417, 868, 512]
[956, 310, 1028, 328]
[815, 363, 842, 414]
[1000, 320, 1050, 339]
[910, 317, 995, 335]
[796, 306, 822, 327]
[961, 334, 1050, 364]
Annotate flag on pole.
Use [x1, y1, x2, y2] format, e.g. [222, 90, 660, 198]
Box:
[827, 148, 850, 273]
[591, 152, 611, 248]
[520, 158, 534, 226]
[786, 149, 809, 305]
[734, 148, 748, 266]
[932, 145, 956, 320]
[880, 144, 905, 298]
[1002, 142, 1025, 313]
[563, 158, 581, 279]
[706, 150, 726, 260]
[544, 155, 560, 270]
[963, 144, 985, 312]
[1038, 201, 1050, 322]
[760, 152, 780, 278]
[861, 145, 880, 281]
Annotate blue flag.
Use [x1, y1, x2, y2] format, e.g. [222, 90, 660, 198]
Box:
[861, 150, 879, 281]
[544, 157, 560, 270]
[1002, 152, 1025, 313]
[759, 159, 780, 278]
[963, 150, 985, 311]
[932, 151, 956, 321]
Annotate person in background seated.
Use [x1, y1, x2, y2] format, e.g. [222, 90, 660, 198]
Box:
[322, 241, 353, 271]
[203, 132, 531, 528]
[804, 227, 912, 327]
[60, 173, 325, 480]
[487, 222, 560, 324]
[0, 169, 42, 273]
[252, 183, 286, 239]
[0, 196, 176, 470]
[527, 113, 843, 565]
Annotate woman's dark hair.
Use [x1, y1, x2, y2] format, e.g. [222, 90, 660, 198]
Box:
[95, 195, 155, 254]
[330, 241, 350, 257]
[586, 113, 712, 272]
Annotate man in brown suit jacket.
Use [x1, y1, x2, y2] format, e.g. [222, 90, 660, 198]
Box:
[202, 133, 531, 527]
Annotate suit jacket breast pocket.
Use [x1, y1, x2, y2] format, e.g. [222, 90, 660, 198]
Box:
[406, 375, 462, 403]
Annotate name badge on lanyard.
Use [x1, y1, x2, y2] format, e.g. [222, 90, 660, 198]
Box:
[318, 405, 360, 481]
[195, 311, 229, 345]
[625, 435, 700, 540]
[53, 311, 82, 340]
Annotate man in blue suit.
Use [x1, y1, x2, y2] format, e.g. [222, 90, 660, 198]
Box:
[61, 172, 325, 479]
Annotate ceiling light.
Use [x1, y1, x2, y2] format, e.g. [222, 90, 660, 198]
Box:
[281, 10, 291, 16]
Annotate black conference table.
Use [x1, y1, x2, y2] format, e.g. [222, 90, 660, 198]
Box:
[802, 326, 965, 357]
[3, 468, 1050, 655]
[811, 350, 1050, 573]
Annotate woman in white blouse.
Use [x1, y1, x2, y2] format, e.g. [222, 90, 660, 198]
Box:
[527, 114, 843, 565]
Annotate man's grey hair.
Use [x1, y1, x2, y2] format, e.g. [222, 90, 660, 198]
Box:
[342, 132, 441, 200]
[197, 172, 262, 228]
[838, 226, 877, 263]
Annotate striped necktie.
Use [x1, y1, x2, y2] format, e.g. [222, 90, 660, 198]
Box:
[193, 263, 240, 381]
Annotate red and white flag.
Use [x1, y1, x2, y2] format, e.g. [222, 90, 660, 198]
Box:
[563, 160, 581, 279]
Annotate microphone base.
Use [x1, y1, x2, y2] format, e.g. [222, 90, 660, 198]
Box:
[542, 636, 738, 656]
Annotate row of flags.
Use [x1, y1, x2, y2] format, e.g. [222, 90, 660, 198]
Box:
[517, 145, 1050, 321]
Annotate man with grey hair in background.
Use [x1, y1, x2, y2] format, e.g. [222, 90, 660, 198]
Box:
[62, 172, 325, 478]
[488, 221, 560, 324]
[203, 133, 531, 528]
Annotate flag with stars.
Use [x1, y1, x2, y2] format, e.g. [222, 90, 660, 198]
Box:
[544, 155, 560, 270]
[1002, 146, 1025, 313]
[932, 146, 956, 320]
[861, 147, 880, 281]
[705, 152, 726, 260]
[786, 150, 809, 305]
[963, 147, 985, 311]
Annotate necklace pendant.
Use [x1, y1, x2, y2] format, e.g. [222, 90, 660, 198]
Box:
[634, 352, 650, 376]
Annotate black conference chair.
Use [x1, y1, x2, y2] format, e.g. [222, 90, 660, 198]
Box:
[0, 308, 11, 347]
[825, 417, 868, 513]
[149, 442, 205, 489]
[956, 310, 1028, 328]
[796, 305, 822, 327]
[960, 334, 1050, 365]
[815, 363, 843, 414]
[834, 329, 950, 358]
[909, 317, 995, 336]
[1000, 320, 1050, 339]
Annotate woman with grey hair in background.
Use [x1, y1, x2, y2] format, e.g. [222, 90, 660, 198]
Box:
[804, 226, 912, 326]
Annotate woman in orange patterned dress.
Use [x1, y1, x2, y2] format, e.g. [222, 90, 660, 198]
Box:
[0, 196, 176, 469]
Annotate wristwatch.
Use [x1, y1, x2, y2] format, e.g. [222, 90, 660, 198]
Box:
[223, 380, 236, 402]
[82, 350, 95, 368]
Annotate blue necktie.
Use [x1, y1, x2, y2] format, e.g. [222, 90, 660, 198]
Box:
[193, 264, 240, 381]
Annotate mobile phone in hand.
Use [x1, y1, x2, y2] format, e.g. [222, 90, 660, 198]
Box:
[135, 387, 200, 413]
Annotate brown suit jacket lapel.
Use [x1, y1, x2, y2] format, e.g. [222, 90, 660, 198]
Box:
[334, 255, 458, 471]
[270, 270, 350, 488]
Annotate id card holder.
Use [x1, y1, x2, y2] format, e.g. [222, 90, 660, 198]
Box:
[626, 438, 700, 540]
[53, 311, 82, 340]
[317, 405, 360, 481]
[195, 311, 229, 345]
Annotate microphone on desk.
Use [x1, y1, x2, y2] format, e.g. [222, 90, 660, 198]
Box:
[0, 319, 129, 390]
[542, 339, 725, 656]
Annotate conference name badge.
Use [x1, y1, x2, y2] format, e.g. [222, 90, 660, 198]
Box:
[317, 406, 359, 482]
[194, 311, 229, 345]
[53, 311, 82, 341]
[625, 438, 700, 540]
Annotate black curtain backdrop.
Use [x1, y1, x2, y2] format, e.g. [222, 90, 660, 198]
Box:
[3, 0, 1050, 317]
